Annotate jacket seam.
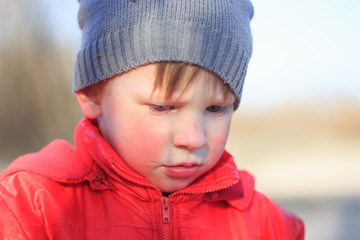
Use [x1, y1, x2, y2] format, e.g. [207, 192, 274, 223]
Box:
[49, 222, 152, 232]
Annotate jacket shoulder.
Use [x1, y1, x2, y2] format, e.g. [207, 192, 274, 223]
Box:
[0, 139, 93, 183]
[222, 170, 304, 239]
[251, 190, 305, 239]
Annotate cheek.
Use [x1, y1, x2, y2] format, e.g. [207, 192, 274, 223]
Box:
[119, 117, 166, 163]
[208, 121, 232, 155]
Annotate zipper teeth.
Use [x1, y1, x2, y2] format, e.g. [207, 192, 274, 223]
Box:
[110, 160, 239, 197]
[171, 178, 239, 197]
[110, 162, 163, 195]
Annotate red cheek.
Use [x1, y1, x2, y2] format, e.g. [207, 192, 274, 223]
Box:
[124, 120, 165, 161]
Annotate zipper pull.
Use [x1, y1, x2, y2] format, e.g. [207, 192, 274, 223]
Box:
[161, 197, 171, 224]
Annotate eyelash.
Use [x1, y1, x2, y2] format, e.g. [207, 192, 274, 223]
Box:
[148, 105, 174, 115]
[148, 104, 229, 115]
[206, 105, 227, 114]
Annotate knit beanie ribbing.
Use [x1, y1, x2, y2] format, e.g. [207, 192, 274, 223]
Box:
[73, 0, 254, 103]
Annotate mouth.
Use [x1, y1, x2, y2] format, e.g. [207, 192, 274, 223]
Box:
[163, 163, 201, 178]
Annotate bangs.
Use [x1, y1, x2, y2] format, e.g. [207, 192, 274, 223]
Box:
[153, 62, 236, 106]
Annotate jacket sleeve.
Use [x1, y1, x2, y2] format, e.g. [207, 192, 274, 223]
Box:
[0, 172, 50, 240]
[0, 197, 28, 240]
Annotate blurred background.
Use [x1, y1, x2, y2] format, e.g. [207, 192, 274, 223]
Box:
[0, 0, 359, 239]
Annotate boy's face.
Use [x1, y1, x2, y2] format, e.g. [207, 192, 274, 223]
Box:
[84, 63, 235, 193]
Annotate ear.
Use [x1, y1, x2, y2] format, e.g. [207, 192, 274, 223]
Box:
[76, 92, 102, 119]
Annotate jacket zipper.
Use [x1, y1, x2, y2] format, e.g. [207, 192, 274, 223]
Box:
[110, 160, 238, 239]
[161, 197, 171, 239]
[162, 197, 171, 223]
[111, 162, 175, 239]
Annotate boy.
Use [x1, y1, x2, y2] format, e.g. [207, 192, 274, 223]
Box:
[0, 0, 304, 239]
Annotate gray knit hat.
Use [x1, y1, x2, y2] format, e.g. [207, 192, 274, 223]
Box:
[73, 0, 254, 103]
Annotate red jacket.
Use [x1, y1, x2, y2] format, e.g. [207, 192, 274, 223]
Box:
[0, 118, 304, 239]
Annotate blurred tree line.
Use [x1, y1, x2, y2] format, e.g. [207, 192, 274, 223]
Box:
[0, 0, 82, 165]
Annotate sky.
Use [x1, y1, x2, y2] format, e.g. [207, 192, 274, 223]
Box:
[45, 0, 360, 109]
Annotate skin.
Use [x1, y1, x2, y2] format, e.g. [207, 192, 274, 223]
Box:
[77, 63, 235, 194]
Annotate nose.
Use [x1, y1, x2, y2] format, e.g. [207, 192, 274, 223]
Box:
[172, 116, 207, 151]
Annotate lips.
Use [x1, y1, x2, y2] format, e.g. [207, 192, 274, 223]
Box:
[163, 164, 201, 178]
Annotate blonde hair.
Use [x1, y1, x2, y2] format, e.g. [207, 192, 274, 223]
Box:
[154, 62, 235, 104]
[79, 62, 237, 107]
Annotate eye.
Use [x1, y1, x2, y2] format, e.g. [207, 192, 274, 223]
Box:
[149, 104, 173, 113]
[206, 105, 224, 113]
